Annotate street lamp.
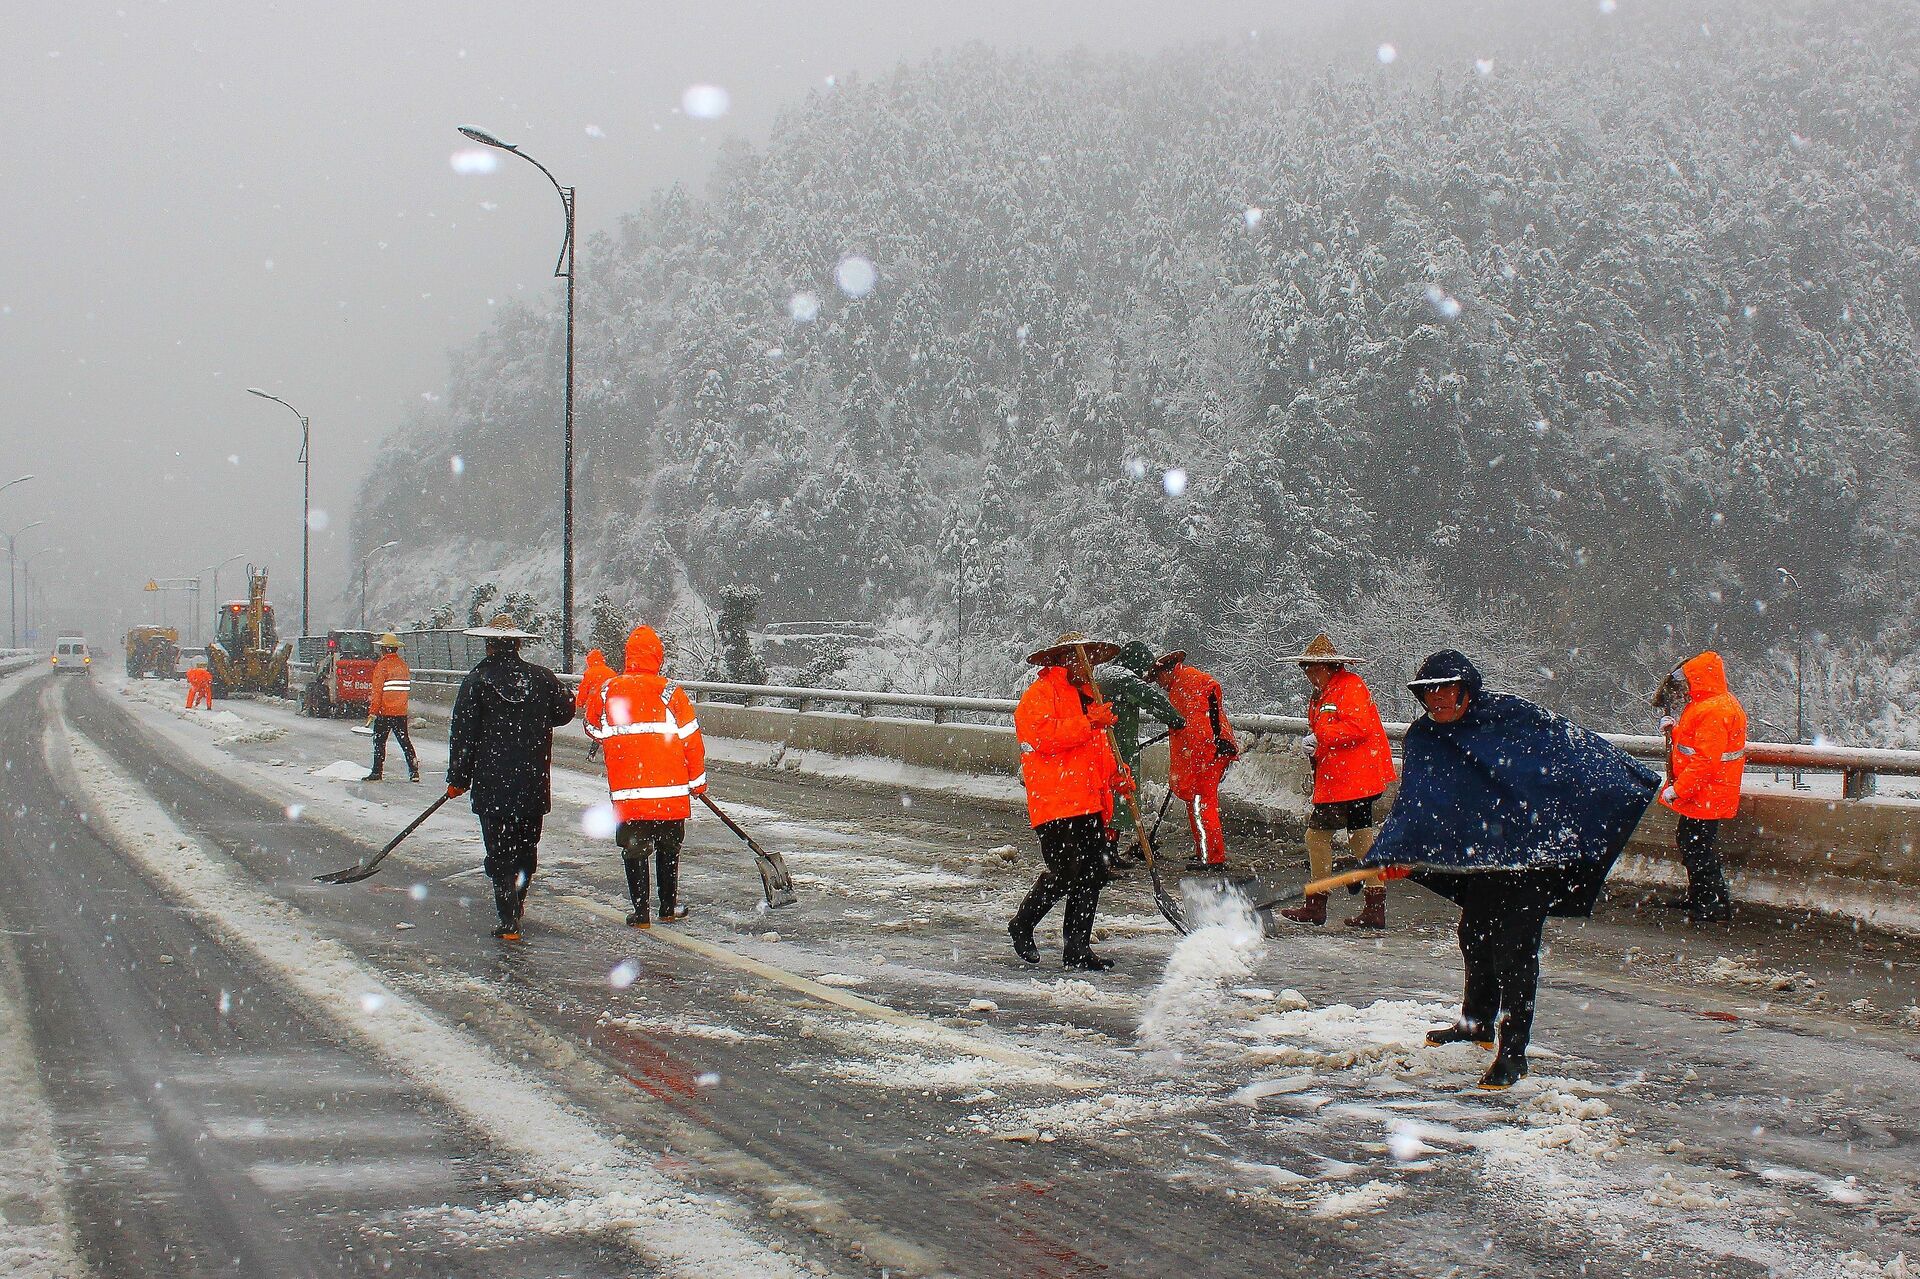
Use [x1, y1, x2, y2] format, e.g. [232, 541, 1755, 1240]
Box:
[457, 124, 577, 673]
[0, 474, 34, 499]
[20, 546, 60, 648]
[5, 519, 45, 649]
[247, 387, 312, 638]
[199, 553, 247, 648]
[360, 539, 399, 631]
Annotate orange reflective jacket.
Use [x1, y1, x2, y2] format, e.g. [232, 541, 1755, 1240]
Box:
[1308, 668, 1396, 803]
[575, 649, 614, 711]
[584, 626, 706, 823]
[1015, 666, 1119, 828]
[369, 653, 411, 717]
[1162, 663, 1237, 798]
[1661, 651, 1746, 821]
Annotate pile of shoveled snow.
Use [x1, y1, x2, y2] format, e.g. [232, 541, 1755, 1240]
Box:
[1229, 999, 1459, 1076]
[312, 759, 370, 780]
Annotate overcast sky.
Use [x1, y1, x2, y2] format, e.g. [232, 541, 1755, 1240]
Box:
[0, 0, 1348, 643]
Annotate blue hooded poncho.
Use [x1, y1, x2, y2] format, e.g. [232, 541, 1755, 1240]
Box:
[1361, 651, 1659, 917]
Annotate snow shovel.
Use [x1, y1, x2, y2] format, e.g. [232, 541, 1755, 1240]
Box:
[698, 793, 798, 909]
[1068, 640, 1188, 935]
[314, 792, 452, 885]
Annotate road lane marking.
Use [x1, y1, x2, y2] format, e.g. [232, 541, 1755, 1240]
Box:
[558, 893, 1096, 1090]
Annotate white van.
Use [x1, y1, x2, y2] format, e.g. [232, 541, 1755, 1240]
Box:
[52, 635, 92, 675]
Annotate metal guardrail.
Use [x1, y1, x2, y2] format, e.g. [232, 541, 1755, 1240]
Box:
[368, 665, 1918, 798]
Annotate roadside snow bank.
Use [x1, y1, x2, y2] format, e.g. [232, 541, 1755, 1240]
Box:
[0, 930, 86, 1279]
[46, 699, 826, 1279]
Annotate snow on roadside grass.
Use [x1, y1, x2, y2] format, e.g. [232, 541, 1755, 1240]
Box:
[46, 701, 829, 1279]
[0, 927, 86, 1279]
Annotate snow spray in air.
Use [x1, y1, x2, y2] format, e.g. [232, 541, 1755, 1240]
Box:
[1138, 883, 1266, 1053]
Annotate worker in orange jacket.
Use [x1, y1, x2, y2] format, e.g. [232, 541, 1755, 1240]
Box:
[1280, 634, 1398, 928]
[584, 625, 706, 928]
[1008, 634, 1131, 972]
[184, 664, 213, 709]
[1150, 650, 1239, 868]
[1657, 650, 1746, 922]
[576, 646, 616, 758]
[364, 634, 419, 782]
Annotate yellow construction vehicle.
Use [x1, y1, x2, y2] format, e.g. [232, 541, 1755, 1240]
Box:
[124, 625, 182, 679]
[206, 566, 292, 699]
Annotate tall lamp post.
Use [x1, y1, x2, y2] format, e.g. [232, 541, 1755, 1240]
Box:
[199, 553, 247, 649]
[360, 539, 399, 631]
[457, 124, 576, 673]
[5, 519, 45, 649]
[20, 546, 60, 648]
[247, 388, 312, 639]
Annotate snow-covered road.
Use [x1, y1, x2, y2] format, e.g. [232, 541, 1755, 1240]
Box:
[4, 665, 1915, 1276]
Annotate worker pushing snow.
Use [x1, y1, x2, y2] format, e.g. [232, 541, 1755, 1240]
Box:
[1096, 640, 1185, 871]
[184, 663, 213, 709]
[1149, 649, 1239, 869]
[582, 625, 706, 928]
[446, 613, 576, 941]
[1350, 650, 1658, 1089]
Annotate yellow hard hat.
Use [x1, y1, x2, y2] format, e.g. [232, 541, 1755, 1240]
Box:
[378, 633, 403, 648]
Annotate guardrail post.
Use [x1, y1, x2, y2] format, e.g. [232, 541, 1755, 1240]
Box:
[796, 697, 813, 713]
[933, 705, 948, 725]
[1843, 768, 1877, 800]
[858, 700, 873, 719]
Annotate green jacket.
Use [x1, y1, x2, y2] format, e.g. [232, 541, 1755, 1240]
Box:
[1097, 672, 1185, 771]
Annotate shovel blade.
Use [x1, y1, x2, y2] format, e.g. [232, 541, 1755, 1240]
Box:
[314, 863, 379, 885]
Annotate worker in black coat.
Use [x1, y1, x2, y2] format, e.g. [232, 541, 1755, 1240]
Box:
[447, 613, 576, 939]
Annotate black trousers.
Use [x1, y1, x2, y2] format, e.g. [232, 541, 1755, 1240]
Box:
[370, 715, 418, 776]
[1012, 812, 1108, 958]
[1458, 892, 1549, 1057]
[1676, 816, 1731, 916]
[479, 810, 543, 923]
[617, 819, 684, 915]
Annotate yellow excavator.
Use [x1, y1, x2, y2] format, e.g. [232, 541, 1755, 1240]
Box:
[207, 566, 292, 699]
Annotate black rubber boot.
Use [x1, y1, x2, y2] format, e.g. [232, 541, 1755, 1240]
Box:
[1425, 1021, 1495, 1049]
[1478, 1051, 1529, 1090]
[1062, 949, 1115, 972]
[362, 772, 383, 782]
[491, 885, 520, 939]
[625, 908, 651, 930]
[1008, 920, 1040, 964]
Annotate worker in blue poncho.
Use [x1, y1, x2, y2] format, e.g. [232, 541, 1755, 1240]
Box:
[1353, 650, 1659, 1090]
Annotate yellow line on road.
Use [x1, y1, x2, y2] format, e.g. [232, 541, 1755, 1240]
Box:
[555, 893, 1096, 1090]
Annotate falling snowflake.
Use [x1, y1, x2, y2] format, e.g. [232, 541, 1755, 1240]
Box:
[788, 291, 821, 323]
[450, 455, 465, 476]
[307, 509, 331, 532]
[409, 883, 429, 901]
[584, 124, 606, 139]
[1475, 58, 1495, 76]
[1424, 285, 1463, 320]
[450, 149, 499, 176]
[682, 84, 730, 120]
[581, 800, 618, 841]
[1163, 468, 1190, 498]
[1126, 457, 1148, 480]
[609, 959, 640, 989]
[1377, 43, 1398, 64]
[835, 255, 877, 298]
[1243, 206, 1264, 229]
[359, 992, 387, 1013]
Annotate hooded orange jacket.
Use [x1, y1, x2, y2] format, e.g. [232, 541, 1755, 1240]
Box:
[1308, 667, 1396, 803]
[369, 652, 411, 717]
[1161, 662, 1237, 798]
[575, 648, 614, 711]
[1661, 651, 1746, 821]
[1015, 666, 1120, 828]
[584, 626, 706, 822]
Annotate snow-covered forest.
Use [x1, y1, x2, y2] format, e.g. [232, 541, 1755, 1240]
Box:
[357, 0, 1920, 741]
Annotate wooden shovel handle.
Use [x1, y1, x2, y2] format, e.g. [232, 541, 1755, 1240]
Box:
[1303, 867, 1385, 897]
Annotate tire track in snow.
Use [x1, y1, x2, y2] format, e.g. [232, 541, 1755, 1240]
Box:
[42, 682, 837, 1279]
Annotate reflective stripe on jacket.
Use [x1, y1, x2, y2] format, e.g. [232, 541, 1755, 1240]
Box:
[1307, 667, 1396, 803]
[369, 653, 411, 717]
[585, 626, 705, 822]
[1015, 666, 1119, 828]
[1660, 650, 1746, 821]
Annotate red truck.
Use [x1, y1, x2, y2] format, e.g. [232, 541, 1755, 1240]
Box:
[299, 629, 378, 717]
